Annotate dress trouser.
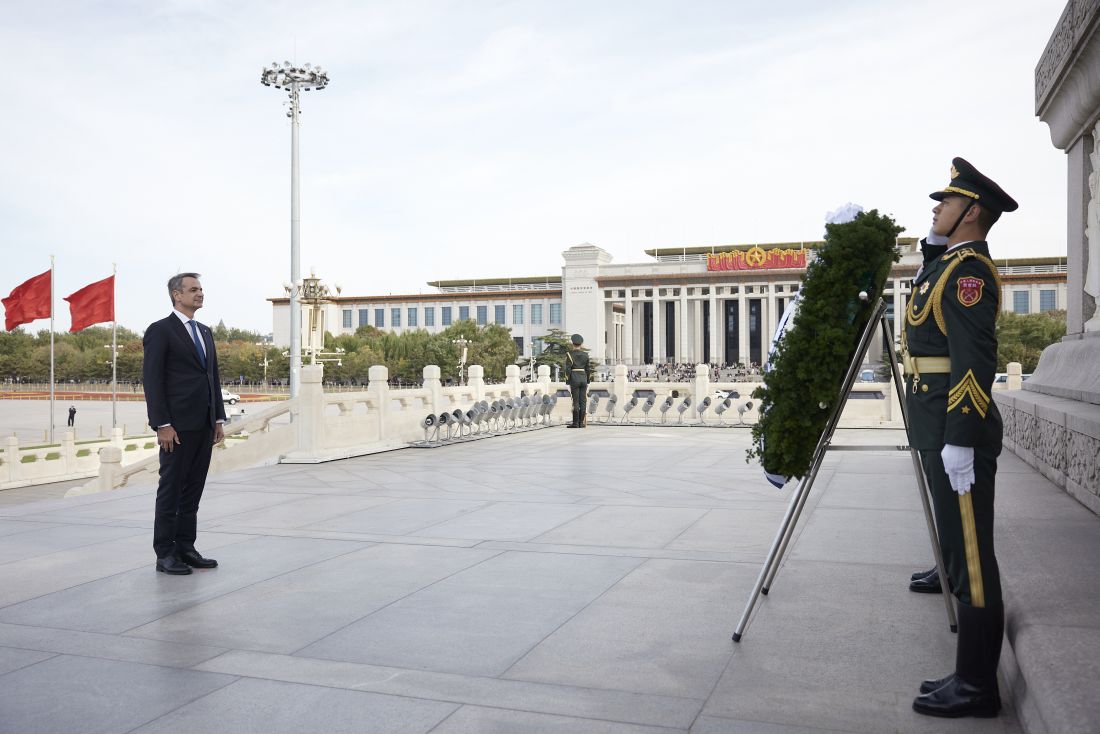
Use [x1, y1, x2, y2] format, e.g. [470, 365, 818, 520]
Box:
[153, 426, 214, 558]
[570, 383, 587, 426]
[920, 443, 1004, 686]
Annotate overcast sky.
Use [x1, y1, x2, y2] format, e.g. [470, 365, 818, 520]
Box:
[0, 0, 1069, 334]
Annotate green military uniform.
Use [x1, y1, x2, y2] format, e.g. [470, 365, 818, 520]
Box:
[566, 334, 590, 428]
[905, 158, 1017, 718]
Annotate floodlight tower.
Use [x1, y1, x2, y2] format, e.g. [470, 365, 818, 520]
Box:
[260, 60, 330, 398]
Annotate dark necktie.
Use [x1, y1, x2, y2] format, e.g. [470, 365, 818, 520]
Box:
[188, 320, 207, 369]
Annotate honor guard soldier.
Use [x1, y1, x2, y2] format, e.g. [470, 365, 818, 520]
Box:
[565, 333, 589, 428]
[903, 157, 1017, 718]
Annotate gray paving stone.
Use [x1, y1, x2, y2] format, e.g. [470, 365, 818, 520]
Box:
[691, 717, 859, 734]
[127, 543, 500, 654]
[0, 644, 55, 675]
[131, 677, 458, 733]
[0, 519, 59, 537]
[532, 506, 709, 549]
[504, 558, 755, 698]
[205, 493, 397, 529]
[664, 507, 790, 558]
[195, 650, 702, 729]
[411, 501, 594, 541]
[432, 705, 684, 733]
[788, 506, 934, 567]
[0, 522, 144, 565]
[300, 550, 643, 675]
[304, 497, 490, 535]
[0, 535, 367, 633]
[0, 621, 226, 668]
[0, 654, 236, 734]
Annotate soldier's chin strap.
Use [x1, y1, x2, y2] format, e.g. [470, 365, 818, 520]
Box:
[945, 200, 976, 239]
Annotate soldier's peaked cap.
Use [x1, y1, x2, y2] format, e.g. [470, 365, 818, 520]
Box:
[929, 157, 1018, 213]
[570, 334, 583, 345]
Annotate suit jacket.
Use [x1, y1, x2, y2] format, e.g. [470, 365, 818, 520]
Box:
[904, 240, 1002, 451]
[143, 314, 226, 431]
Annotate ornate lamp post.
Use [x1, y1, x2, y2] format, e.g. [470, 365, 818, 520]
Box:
[260, 60, 330, 398]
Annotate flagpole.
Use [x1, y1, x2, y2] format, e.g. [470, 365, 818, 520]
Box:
[110, 263, 118, 429]
[49, 255, 55, 444]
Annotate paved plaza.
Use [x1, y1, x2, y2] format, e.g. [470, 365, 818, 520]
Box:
[0, 424, 1096, 733]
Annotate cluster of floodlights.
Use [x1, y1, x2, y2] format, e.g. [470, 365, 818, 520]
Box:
[413, 393, 558, 447]
[586, 392, 754, 426]
[260, 62, 330, 97]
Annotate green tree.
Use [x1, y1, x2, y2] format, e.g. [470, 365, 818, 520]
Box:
[996, 310, 1065, 372]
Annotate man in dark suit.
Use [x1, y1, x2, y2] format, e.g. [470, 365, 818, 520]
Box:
[143, 272, 226, 575]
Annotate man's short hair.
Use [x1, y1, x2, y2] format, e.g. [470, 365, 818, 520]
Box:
[976, 205, 1001, 233]
[168, 272, 201, 306]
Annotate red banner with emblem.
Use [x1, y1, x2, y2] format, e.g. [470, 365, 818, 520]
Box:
[706, 246, 807, 272]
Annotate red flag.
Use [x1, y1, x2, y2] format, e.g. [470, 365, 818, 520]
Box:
[2, 270, 52, 331]
[64, 275, 115, 332]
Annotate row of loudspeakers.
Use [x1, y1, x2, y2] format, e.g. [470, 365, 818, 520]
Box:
[587, 392, 754, 425]
[419, 394, 558, 443]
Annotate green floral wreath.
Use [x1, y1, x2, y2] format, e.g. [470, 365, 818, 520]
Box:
[747, 209, 902, 480]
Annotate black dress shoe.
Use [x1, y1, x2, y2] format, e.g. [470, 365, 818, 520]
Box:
[156, 556, 193, 575]
[912, 675, 1000, 718]
[909, 568, 942, 593]
[911, 567, 935, 581]
[920, 673, 954, 694]
[178, 549, 218, 569]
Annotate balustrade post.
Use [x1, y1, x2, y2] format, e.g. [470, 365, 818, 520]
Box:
[468, 365, 485, 401]
[505, 365, 521, 397]
[1007, 361, 1023, 391]
[4, 436, 18, 484]
[537, 365, 551, 397]
[614, 364, 628, 416]
[298, 364, 325, 456]
[368, 365, 391, 440]
[423, 365, 443, 414]
[110, 427, 124, 449]
[62, 430, 76, 474]
[97, 446, 123, 492]
[693, 364, 710, 418]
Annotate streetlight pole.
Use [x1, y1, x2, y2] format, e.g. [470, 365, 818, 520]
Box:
[260, 61, 329, 399]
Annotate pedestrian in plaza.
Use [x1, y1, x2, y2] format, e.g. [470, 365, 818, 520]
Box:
[67, 405, 76, 427]
[566, 333, 589, 428]
[142, 272, 226, 576]
[903, 158, 1017, 719]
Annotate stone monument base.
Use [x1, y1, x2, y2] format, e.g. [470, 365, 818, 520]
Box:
[994, 332, 1100, 515]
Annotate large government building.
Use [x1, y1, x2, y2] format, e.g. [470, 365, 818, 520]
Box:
[270, 239, 1067, 367]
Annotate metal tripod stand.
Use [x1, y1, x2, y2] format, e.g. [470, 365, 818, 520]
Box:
[731, 296, 957, 642]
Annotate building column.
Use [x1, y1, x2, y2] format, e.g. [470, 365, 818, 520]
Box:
[652, 289, 662, 363]
[738, 290, 749, 368]
[673, 290, 682, 363]
[893, 280, 904, 343]
[709, 291, 719, 366]
[623, 290, 634, 366]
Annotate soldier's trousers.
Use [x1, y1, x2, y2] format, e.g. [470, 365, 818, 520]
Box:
[570, 383, 587, 426]
[919, 444, 1002, 609]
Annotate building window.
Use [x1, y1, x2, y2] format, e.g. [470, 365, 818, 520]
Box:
[459, 305, 470, 321]
[513, 336, 524, 354]
[494, 305, 506, 324]
[407, 307, 418, 327]
[1013, 291, 1030, 314]
[531, 304, 543, 324]
[342, 310, 352, 329]
[513, 304, 524, 324]
[358, 308, 368, 327]
[532, 337, 543, 356]
[375, 308, 384, 328]
[391, 307, 401, 327]
[549, 303, 562, 324]
[1039, 290, 1056, 312]
[476, 305, 488, 325]
[442, 306, 452, 326]
[425, 307, 435, 327]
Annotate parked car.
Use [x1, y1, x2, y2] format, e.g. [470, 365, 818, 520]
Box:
[858, 369, 876, 382]
[221, 388, 240, 405]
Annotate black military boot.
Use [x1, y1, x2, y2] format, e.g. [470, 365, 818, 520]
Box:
[913, 601, 1003, 718]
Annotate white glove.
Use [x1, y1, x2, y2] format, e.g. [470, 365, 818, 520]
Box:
[926, 228, 948, 247]
[941, 444, 974, 495]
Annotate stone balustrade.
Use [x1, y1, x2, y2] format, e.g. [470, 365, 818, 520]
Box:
[68, 361, 902, 494]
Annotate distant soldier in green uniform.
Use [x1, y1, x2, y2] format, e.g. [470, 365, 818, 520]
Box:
[565, 333, 589, 428]
[903, 157, 1017, 719]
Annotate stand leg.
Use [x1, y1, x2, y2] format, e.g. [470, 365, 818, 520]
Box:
[732, 472, 810, 642]
[882, 318, 958, 632]
[762, 454, 827, 594]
